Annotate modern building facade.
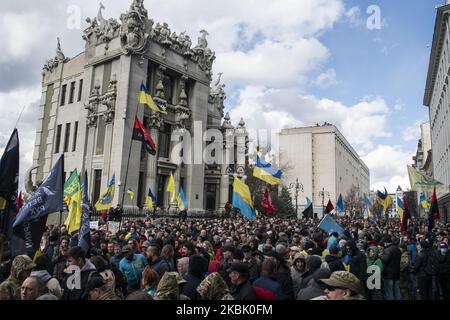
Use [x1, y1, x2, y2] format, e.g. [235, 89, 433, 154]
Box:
[423, 1, 450, 222]
[278, 124, 370, 218]
[31, 0, 248, 215]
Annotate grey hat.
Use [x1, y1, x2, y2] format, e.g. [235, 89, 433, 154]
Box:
[142, 240, 152, 248]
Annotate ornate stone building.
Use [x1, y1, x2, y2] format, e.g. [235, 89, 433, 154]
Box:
[31, 0, 248, 214]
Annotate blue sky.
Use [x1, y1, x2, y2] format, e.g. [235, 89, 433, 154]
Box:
[0, 0, 443, 193]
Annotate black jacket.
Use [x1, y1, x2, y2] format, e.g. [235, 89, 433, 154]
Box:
[299, 267, 319, 291]
[276, 259, 295, 300]
[181, 255, 208, 300]
[380, 244, 402, 280]
[61, 260, 99, 300]
[413, 248, 435, 277]
[433, 250, 450, 275]
[243, 257, 260, 283]
[230, 280, 257, 300]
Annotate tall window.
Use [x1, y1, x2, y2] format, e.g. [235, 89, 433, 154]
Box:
[162, 74, 175, 104]
[72, 121, 78, 152]
[102, 62, 112, 94]
[93, 170, 102, 204]
[54, 124, 62, 154]
[63, 123, 71, 153]
[60, 84, 67, 106]
[157, 175, 167, 208]
[206, 184, 217, 211]
[78, 79, 83, 102]
[69, 81, 76, 104]
[96, 117, 106, 155]
[158, 123, 172, 158]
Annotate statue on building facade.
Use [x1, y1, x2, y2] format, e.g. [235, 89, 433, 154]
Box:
[120, 0, 152, 55]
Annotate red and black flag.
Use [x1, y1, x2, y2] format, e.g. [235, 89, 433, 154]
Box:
[325, 199, 334, 214]
[400, 195, 411, 233]
[429, 187, 440, 232]
[261, 188, 275, 216]
[133, 117, 156, 155]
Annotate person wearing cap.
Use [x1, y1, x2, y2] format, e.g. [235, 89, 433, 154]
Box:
[119, 244, 148, 293]
[0, 254, 36, 300]
[274, 244, 295, 300]
[84, 276, 120, 300]
[433, 241, 450, 300]
[316, 271, 364, 300]
[218, 245, 235, 285]
[228, 263, 257, 300]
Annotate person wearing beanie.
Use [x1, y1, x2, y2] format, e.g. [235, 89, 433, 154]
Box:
[297, 268, 331, 300]
[299, 255, 322, 291]
[30, 255, 62, 299]
[181, 255, 209, 300]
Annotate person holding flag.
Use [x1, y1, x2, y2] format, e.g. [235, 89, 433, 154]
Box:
[400, 196, 411, 234]
[95, 174, 115, 212]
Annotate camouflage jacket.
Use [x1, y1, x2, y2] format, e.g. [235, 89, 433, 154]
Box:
[0, 276, 21, 300]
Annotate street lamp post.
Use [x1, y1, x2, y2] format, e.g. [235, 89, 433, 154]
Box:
[289, 178, 304, 217]
[319, 188, 330, 215]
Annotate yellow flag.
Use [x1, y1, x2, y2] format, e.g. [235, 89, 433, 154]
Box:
[167, 174, 176, 203]
[127, 188, 135, 201]
[65, 174, 82, 234]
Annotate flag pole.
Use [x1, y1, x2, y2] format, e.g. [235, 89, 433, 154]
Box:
[14, 105, 27, 129]
[121, 88, 142, 207]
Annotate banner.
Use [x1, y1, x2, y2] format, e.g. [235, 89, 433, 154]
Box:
[89, 221, 99, 230]
[407, 165, 449, 194]
[108, 221, 120, 235]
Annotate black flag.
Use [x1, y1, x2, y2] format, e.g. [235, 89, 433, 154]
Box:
[13, 155, 64, 254]
[302, 203, 313, 219]
[0, 129, 19, 238]
[429, 187, 440, 232]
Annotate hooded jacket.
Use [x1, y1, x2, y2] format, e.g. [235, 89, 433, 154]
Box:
[181, 255, 209, 300]
[380, 243, 401, 280]
[155, 272, 189, 300]
[366, 246, 383, 273]
[62, 259, 98, 300]
[196, 272, 234, 300]
[0, 255, 35, 300]
[344, 240, 367, 281]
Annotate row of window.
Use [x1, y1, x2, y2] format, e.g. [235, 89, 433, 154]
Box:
[60, 79, 83, 106]
[54, 121, 78, 154]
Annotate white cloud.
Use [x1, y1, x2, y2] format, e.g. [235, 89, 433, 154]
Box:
[362, 145, 414, 192]
[229, 87, 392, 150]
[402, 120, 423, 142]
[313, 68, 338, 88]
[345, 6, 364, 27]
[0, 12, 50, 63]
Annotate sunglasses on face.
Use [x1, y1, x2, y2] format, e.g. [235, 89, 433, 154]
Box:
[325, 285, 347, 292]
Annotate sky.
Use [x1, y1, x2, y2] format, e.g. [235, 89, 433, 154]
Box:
[0, 0, 442, 193]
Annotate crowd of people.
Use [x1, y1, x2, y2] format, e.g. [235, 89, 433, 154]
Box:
[0, 210, 449, 301]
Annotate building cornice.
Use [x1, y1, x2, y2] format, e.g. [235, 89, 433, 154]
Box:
[424, 5, 450, 107]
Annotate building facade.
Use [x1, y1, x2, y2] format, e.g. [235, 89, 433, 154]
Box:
[423, 2, 450, 222]
[278, 124, 370, 218]
[412, 122, 432, 175]
[31, 1, 248, 215]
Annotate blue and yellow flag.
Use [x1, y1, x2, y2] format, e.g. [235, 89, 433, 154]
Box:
[336, 194, 344, 215]
[95, 174, 115, 211]
[139, 83, 167, 114]
[177, 186, 188, 211]
[420, 192, 429, 209]
[397, 196, 404, 220]
[364, 194, 373, 220]
[232, 177, 256, 221]
[146, 187, 156, 209]
[377, 187, 392, 216]
[253, 156, 282, 185]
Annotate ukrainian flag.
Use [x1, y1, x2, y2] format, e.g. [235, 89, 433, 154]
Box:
[420, 192, 429, 209]
[139, 83, 167, 114]
[397, 197, 404, 220]
[146, 187, 156, 209]
[253, 156, 282, 185]
[95, 174, 115, 211]
[232, 177, 256, 221]
[377, 188, 393, 216]
[177, 186, 188, 211]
